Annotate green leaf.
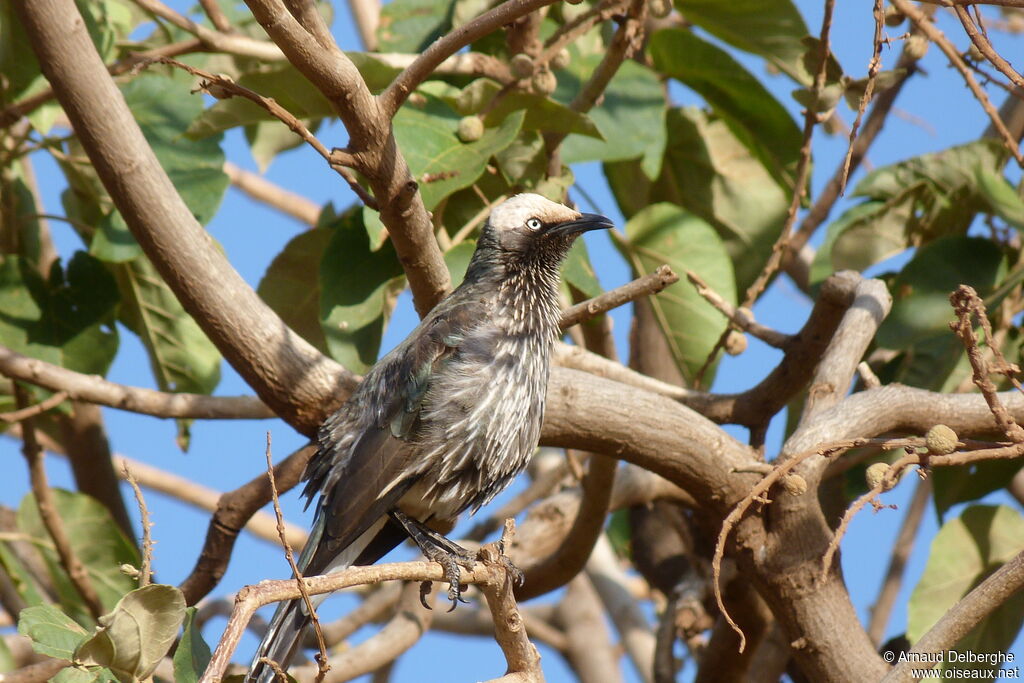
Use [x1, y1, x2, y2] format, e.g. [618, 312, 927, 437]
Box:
[114, 256, 221, 395]
[377, 0, 453, 52]
[394, 95, 523, 209]
[676, 0, 813, 84]
[562, 238, 603, 300]
[444, 241, 476, 289]
[908, 506, 1024, 676]
[91, 212, 142, 264]
[0, 540, 50, 609]
[619, 203, 736, 383]
[0, 635, 14, 672]
[258, 227, 332, 353]
[173, 607, 212, 683]
[53, 667, 119, 683]
[18, 604, 90, 660]
[605, 107, 788, 293]
[18, 490, 140, 621]
[933, 461, 1024, 522]
[555, 58, 666, 178]
[877, 237, 1005, 350]
[123, 73, 229, 227]
[75, 584, 186, 682]
[435, 78, 603, 138]
[0, 254, 119, 376]
[4, 163, 47, 267]
[0, 2, 45, 103]
[649, 28, 802, 190]
[977, 169, 1024, 230]
[813, 140, 1012, 283]
[320, 210, 405, 373]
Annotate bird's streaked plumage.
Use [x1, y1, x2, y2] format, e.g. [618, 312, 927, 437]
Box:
[246, 194, 613, 681]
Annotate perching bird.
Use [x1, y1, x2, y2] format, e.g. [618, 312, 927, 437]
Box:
[246, 193, 613, 681]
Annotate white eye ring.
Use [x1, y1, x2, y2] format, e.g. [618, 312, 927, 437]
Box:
[526, 217, 543, 231]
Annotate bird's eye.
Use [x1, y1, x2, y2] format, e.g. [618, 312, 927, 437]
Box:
[526, 218, 543, 231]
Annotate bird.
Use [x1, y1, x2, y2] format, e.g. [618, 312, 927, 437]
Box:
[246, 193, 613, 681]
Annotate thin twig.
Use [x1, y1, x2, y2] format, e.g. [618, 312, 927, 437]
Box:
[954, 4, 1024, 91]
[892, 0, 1023, 164]
[0, 391, 68, 423]
[122, 464, 153, 587]
[685, 271, 792, 349]
[560, 266, 679, 330]
[14, 383, 105, 619]
[840, 0, 885, 193]
[264, 432, 329, 680]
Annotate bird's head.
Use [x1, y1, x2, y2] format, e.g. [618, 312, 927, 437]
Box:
[479, 193, 614, 267]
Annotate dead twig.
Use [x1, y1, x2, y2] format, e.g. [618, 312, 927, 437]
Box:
[685, 271, 792, 349]
[0, 391, 68, 423]
[264, 432, 329, 680]
[122, 464, 153, 587]
[949, 285, 1024, 442]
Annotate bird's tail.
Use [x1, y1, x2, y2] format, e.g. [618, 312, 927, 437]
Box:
[244, 515, 391, 681]
[246, 596, 312, 683]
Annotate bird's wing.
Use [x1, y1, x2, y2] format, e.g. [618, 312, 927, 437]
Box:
[301, 305, 477, 574]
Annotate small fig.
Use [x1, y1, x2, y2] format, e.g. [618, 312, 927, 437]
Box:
[550, 48, 571, 71]
[866, 462, 891, 490]
[457, 116, 484, 143]
[724, 330, 748, 356]
[510, 53, 535, 79]
[905, 34, 929, 60]
[782, 474, 808, 496]
[883, 5, 905, 27]
[531, 68, 557, 95]
[925, 424, 958, 455]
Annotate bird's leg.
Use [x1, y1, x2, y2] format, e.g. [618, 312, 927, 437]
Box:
[389, 509, 476, 609]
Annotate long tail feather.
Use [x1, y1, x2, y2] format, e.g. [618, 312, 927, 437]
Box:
[246, 598, 310, 683]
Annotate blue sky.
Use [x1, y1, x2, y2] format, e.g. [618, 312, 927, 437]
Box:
[4, 0, 1024, 680]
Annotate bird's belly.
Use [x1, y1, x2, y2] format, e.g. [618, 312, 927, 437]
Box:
[410, 350, 549, 519]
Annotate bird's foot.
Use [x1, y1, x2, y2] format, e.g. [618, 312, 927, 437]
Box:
[389, 509, 476, 611]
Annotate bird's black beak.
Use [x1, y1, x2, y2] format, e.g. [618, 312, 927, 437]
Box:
[547, 212, 614, 237]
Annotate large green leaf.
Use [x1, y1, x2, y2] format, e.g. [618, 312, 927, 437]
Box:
[619, 203, 736, 383]
[114, 256, 221, 395]
[18, 490, 140, 624]
[812, 140, 1011, 285]
[605, 107, 788, 293]
[0, 254, 119, 376]
[122, 74, 228, 228]
[649, 28, 802, 190]
[258, 226, 332, 353]
[933, 460, 1024, 522]
[876, 237, 1005, 351]
[75, 584, 186, 682]
[554, 57, 667, 178]
[393, 95, 523, 209]
[172, 607, 212, 683]
[17, 604, 90, 660]
[676, 0, 813, 84]
[908, 506, 1024, 677]
[377, 0, 453, 52]
[320, 210, 405, 373]
[873, 237, 1005, 394]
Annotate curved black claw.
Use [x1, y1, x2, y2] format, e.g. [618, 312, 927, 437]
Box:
[419, 581, 433, 610]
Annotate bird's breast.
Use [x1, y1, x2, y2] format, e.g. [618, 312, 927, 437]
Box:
[408, 331, 553, 518]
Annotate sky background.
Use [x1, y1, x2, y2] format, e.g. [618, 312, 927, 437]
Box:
[4, 0, 1024, 681]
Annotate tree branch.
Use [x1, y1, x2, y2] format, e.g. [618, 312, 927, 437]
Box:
[379, 0, 560, 117]
[224, 162, 322, 228]
[0, 345, 275, 420]
[560, 265, 679, 330]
